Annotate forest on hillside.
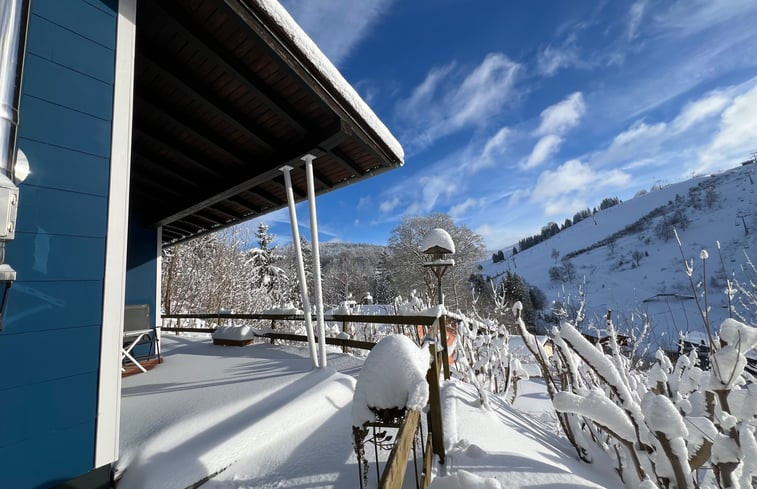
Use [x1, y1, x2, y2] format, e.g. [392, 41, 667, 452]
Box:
[161, 213, 546, 331]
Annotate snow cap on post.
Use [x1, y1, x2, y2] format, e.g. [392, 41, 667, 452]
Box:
[351, 334, 430, 427]
[420, 228, 455, 255]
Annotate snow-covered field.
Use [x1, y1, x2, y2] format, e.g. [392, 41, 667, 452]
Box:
[481, 163, 757, 350]
[118, 335, 625, 488]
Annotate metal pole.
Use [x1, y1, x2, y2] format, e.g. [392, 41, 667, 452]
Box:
[303, 154, 327, 368]
[280, 165, 319, 368]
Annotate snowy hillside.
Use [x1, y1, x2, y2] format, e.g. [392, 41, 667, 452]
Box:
[481, 163, 757, 351]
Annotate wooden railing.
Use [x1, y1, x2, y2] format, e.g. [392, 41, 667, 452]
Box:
[161, 311, 450, 488]
[378, 320, 446, 489]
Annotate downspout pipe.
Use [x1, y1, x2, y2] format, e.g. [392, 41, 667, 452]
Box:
[0, 0, 31, 332]
[0, 0, 30, 181]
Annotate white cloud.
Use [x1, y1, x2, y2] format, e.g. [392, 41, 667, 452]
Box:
[449, 198, 480, 219]
[672, 93, 729, 132]
[543, 196, 589, 217]
[281, 0, 395, 66]
[652, 0, 757, 39]
[627, 0, 647, 40]
[523, 92, 586, 169]
[357, 195, 372, 209]
[480, 127, 510, 162]
[698, 83, 757, 172]
[525, 135, 563, 169]
[537, 44, 581, 77]
[379, 196, 401, 214]
[473, 127, 510, 172]
[611, 120, 667, 147]
[531, 159, 630, 203]
[397, 53, 520, 152]
[405, 174, 457, 216]
[585, 79, 757, 177]
[536, 92, 586, 136]
[373, 125, 514, 223]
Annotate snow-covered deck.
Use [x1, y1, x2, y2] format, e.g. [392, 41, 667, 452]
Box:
[118, 335, 623, 489]
[117, 335, 364, 488]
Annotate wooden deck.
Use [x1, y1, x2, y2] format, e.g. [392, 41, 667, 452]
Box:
[122, 357, 162, 377]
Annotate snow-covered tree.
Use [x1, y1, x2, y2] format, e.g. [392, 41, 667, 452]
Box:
[385, 213, 486, 312]
[248, 223, 290, 305]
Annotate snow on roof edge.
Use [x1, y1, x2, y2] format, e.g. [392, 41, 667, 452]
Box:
[254, 0, 405, 164]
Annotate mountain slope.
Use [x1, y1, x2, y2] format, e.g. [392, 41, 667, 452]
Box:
[482, 163, 757, 350]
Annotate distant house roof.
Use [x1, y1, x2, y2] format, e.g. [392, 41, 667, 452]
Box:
[131, 0, 404, 246]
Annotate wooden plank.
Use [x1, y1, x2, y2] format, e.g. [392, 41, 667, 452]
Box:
[161, 327, 215, 333]
[212, 338, 254, 347]
[136, 52, 276, 152]
[260, 333, 375, 351]
[20, 95, 112, 158]
[379, 409, 420, 489]
[426, 343, 445, 464]
[122, 357, 162, 377]
[161, 312, 437, 326]
[421, 431, 434, 488]
[143, 0, 308, 136]
[17, 138, 109, 196]
[133, 128, 223, 179]
[134, 93, 248, 168]
[26, 13, 115, 84]
[439, 316, 450, 380]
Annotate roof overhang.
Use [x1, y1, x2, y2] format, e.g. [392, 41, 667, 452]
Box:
[130, 0, 404, 246]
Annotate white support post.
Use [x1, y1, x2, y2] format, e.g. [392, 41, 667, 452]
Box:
[280, 165, 319, 368]
[95, 0, 137, 467]
[303, 154, 327, 368]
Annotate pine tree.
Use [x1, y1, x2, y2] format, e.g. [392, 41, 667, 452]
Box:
[249, 222, 289, 304]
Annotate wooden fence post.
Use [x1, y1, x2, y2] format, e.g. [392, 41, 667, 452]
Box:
[426, 343, 445, 464]
[342, 320, 350, 353]
[439, 315, 450, 380]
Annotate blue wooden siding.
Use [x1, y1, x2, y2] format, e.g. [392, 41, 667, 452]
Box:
[126, 215, 159, 335]
[0, 1, 117, 488]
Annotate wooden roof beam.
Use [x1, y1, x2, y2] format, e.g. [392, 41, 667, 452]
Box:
[164, 220, 203, 235]
[135, 93, 248, 169]
[326, 147, 363, 177]
[131, 172, 185, 198]
[205, 205, 242, 222]
[226, 195, 260, 214]
[132, 153, 203, 190]
[247, 187, 280, 208]
[146, 0, 308, 136]
[133, 128, 223, 179]
[149, 130, 339, 227]
[183, 213, 221, 228]
[136, 52, 277, 153]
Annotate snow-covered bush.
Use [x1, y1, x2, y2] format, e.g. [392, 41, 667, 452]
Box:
[451, 312, 527, 407]
[542, 309, 756, 489]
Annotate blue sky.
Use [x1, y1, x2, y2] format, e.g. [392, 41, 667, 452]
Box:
[251, 0, 757, 251]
